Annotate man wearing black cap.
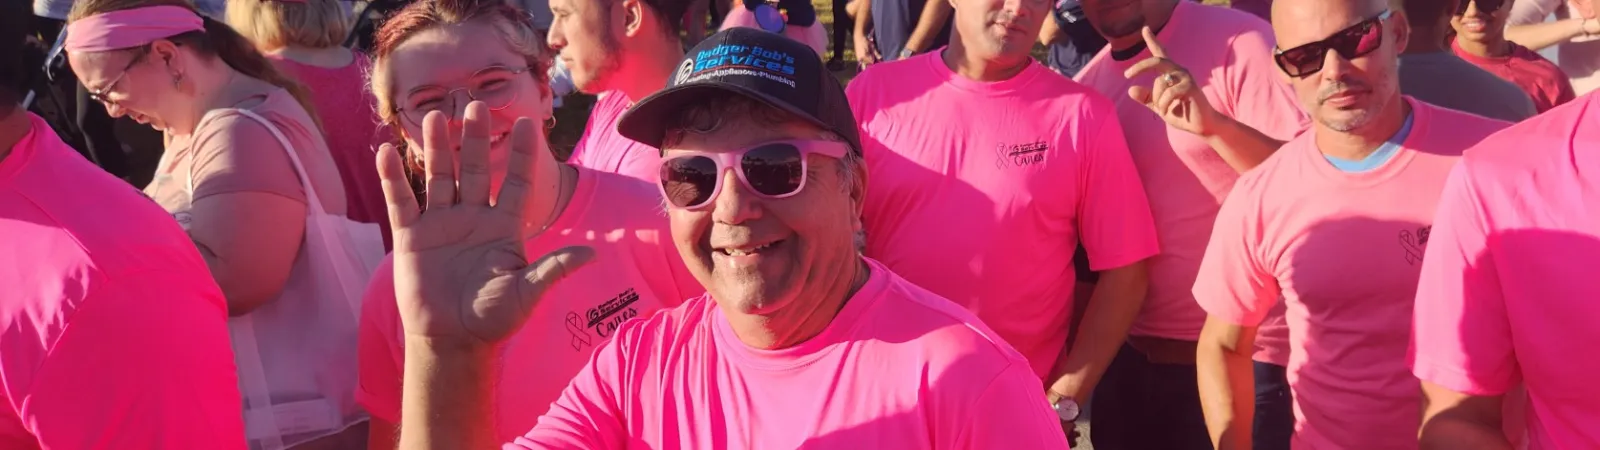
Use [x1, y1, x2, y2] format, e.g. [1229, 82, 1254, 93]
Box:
[383, 28, 1072, 449]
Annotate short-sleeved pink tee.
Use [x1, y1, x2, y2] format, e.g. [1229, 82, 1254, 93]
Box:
[848, 54, 1160, 379]
[1192, 99, 1509, 449]
[357, 166, 702, 442]
[567, 90, 659, 183]
[1451, 40, 1577, 114]
[1411, 92, 1600, 450]
[1074, 0, 1308, 341]
[0, 114, 246, 449]
[508, 258, 1071, 450]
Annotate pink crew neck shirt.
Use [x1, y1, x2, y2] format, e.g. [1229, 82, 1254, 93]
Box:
[847, 53, 1160, 379]
[1450, 40, 1577, 114]
[1192, 99, 1509, 449]
[0, 114, 246, 449]
[358, 166, 702, 442]
[269, 52, 394, 249]
[1412, 92, 1600, 450]
[508, 258, 1071, 449]
[1074, 0, 1309, 342]
[567, 90, 659, 183]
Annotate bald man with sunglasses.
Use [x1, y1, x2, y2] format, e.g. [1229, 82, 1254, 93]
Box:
[1191, 0, 1513, 448]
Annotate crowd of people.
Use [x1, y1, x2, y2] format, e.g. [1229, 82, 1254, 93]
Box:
[1, 0, 1596, 448]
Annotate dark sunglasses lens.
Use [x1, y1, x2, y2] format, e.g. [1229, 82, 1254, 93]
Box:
[1339, 19, 1385, 59]
[741, 143, 805, 197]
[1476, 0, 1504, 13]
[1277, 44, 1325, 78]
[662, 156, 720, 207]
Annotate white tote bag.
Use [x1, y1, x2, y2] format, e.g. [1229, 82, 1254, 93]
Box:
[187, 108, 384, 450]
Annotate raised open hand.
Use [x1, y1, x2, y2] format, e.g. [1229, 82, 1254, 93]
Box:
[1124, 26, 1221, 137]
[378, 102, 594, 346]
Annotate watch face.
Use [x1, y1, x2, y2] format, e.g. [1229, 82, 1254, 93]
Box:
[1053, 399, 1080, 422]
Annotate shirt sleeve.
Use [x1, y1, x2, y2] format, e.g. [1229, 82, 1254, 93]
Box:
[23, 270, 247, 450]
[356, 257, 404, 423]
[1191, 178, 1281, 326]
[507, 319, 639, 449]
[1410, 162, 1517, 396]
[1223, 25, 1310, 141]
[188, 114, 307, 204]
[948, 362, 1073, 450]
[1075, 98, 1160, 270]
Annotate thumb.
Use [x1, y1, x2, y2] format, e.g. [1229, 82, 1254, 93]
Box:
[1128, 85, 1153, 106]
[518, 245, 598, 297]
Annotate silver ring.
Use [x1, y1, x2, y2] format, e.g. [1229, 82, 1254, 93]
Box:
[1161, 72, 1180, 85]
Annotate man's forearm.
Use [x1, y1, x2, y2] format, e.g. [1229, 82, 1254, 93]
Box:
[904, 0, 953, 54]
[1506, 18, 1593, 51]
[1049, 262, 1148, 400]
[855, 0, 873, 36]
[1204, 116, 1284, 173]
[400, 337, 499, 450]
[1196, 321, 1256, 450]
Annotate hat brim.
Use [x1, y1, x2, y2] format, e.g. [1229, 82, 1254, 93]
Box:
[616, 82, 836, 151]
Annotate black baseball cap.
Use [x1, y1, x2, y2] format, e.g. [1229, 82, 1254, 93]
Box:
[615, 27, 861, 155]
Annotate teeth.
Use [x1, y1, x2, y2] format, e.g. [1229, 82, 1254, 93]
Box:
[722, 242, 774, 256]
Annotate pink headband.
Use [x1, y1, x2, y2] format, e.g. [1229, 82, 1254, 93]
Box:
[65, 5, 205, 53]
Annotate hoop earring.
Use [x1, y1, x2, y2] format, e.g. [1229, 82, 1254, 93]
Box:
[545, 116, 557, 130]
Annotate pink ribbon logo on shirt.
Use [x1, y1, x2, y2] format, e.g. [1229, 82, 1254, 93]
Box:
[565, 312, 592, 351]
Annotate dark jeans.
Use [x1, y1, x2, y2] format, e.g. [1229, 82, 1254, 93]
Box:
[1254, 361, 1294, 450]
[1090, 343, 1212, 450]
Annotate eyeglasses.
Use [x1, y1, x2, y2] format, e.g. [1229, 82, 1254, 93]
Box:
[88, 46, 150, 107]
[1456, 0, 1504, 15]
[659, 140, 849, 209]
[396, 65, 531, 127]
[1273, 10, 1392, 78]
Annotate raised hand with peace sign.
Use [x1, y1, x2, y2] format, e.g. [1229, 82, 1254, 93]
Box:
[1122, 26, 1223, 137]
[378, 101, 595, 347]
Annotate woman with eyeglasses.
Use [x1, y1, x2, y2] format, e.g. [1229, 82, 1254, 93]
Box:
[228, 0, 394, 250]
[357, 0, 703, 448]
[65, 0, 381, 448]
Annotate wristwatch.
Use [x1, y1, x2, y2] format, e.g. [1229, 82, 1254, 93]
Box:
[899, 48, 916, 60]
[1052, 397, 1081, 422]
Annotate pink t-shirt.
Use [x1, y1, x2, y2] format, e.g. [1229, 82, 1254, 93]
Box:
[357, 166, 702, 442]
[1192, 99, 1509, 449]
[847, 54, 1161, 379]
[567, 90, 659, 183]
[1074, 0, 1309, 342]
[270, 52, 394, 249]
[1411, 92, 1600, 450]
[0, 114, 246, 449]
[1451, 40, 1577, 114]
[508, 258, 1071, 449]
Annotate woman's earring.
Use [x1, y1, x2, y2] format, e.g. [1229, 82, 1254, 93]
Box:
[545, 116, 558, 130]
[171, 72, 184, 89]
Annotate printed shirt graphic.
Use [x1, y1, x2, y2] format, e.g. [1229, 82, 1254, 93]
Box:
[1074, 0, 1308, 342]
[0, 114, 246, 449]
[1192, 98, 1509, 449]
[1412, 92, 1600, 450]
[356, 167, 703, 443]
[509, 258, 1072, 450]
[847, 53, 1160, 380]
[569, 91, 659, 183]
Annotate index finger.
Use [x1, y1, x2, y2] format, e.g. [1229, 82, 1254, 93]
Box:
[1141, 26, 1167, 58]
[1122, 54, 1179, 80]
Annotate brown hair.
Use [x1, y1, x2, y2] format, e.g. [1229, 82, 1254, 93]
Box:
[69, 0, 323, 130]
[368, 0, 554, 192]
[226, 0, 351, 51]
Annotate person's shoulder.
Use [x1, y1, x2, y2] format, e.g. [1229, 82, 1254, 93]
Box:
[1413, 98, 1514, 149]
[576, 167, 670, 229]
[1236, 131, 1311, 194]
[1459, 93, 1598, 178]
[865, 264, 1033, 365]
[1185, 1, 1274, 36]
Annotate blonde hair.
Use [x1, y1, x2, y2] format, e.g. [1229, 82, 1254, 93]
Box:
[226, 0, 351, 51]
